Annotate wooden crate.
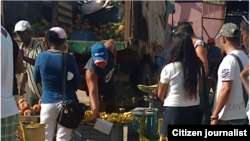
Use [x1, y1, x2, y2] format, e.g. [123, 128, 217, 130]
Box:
[19, 115, 40, 123]
[74, 123, 128, 141]
[52, 1, 73, 34]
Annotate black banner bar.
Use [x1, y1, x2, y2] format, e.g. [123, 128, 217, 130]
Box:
[168, 125, 250, 140]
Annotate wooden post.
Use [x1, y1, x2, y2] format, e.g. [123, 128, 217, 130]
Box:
[201, 2, 203, 40]
[1, 1, 4, 24]
[124, 1, 131, 42]
[51, 1, 58, 26]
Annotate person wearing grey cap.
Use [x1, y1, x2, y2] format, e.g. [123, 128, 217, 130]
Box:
[14, 20, 45, 106]
[211, 23, 248, 125]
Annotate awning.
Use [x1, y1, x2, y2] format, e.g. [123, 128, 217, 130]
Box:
[67, 40, 129, 55]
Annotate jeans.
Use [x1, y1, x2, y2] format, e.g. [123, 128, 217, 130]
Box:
[218, 119, 247, 125]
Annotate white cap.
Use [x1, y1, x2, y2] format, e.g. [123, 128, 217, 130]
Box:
[49, 27, 67, 39]
[14, 20, 31, 32]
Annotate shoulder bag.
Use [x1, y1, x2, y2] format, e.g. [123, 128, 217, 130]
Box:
[57, 53, 86, 129]
[230, 54, 248, 108]
[230, 54, 249, 124]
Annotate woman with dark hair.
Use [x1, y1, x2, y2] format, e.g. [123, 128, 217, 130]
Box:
[158, 32, 204, 141]
[175, 21, 209, 76]
[33, 27, 81, 141]
[175, 21, 210, 125]
[239, 13, 249, 124]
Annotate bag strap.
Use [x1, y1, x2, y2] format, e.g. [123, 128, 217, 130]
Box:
[62, 53, 67, 102]
[229, 54, 248, 107]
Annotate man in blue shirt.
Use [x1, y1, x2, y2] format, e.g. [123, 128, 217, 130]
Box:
[208, 38, 222, 93]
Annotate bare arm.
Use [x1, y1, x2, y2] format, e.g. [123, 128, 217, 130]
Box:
[22, 43, 45, 66]
[211, 81, 232, 124]
[15, 49, 24, 74]
[104, 39, 117, 64]
[240, 65, 249, 96]
[157, 83, 169, 102]
[19, 73, 28, 96]
[85, 69, 99, 113]
[195, 45, 209, 76]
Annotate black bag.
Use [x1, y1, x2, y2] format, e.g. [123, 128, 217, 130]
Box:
[57, 53, 86, 129]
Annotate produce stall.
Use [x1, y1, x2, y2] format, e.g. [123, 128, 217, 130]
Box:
[75, 111, 137, 141]
[67, 1, 173, 110]
[16, 98, 43, 141]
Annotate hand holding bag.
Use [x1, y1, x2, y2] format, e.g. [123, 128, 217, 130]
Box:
[57, 53, 86, 129]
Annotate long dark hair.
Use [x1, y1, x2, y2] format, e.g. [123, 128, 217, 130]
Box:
[175, 21, 195, 36]
[164, 32, 203, 100]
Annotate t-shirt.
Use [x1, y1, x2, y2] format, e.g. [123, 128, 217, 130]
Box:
[209, 46, 221, 72]
[1, 27, 19, 118]
[20, 39, 45, 97]
[84, 48, 116, 94]
[209, 46, 221, 60]
[213, 50, 248, 121]
[194, 39, 210, 65]
[33, 51, 81, 103]
[160, 62, 200, 107]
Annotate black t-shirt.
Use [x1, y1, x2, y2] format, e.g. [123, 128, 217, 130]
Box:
[12, 39, 19, 95]
[84, 48, 115, 95]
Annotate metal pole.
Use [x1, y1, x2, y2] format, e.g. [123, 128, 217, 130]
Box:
[201, 2, 203, 40]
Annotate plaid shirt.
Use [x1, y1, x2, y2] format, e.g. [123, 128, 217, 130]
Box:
[20, 39, 45, 97]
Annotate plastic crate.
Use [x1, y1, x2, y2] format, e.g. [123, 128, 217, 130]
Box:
[128, 107, 158, 135]
[72, 30, 97, 41]
[74, 123, 128, 141]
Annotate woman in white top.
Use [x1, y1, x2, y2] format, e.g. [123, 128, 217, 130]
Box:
[175, 21, 210, 125]
[175, 21, 209, 75]
[158, 33, 204, 140]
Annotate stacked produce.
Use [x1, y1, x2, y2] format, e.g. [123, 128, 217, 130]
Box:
[18, 98, 41, 116]
[31, 19, 50, 37]
[83, 110, 137, 124]
[73, 15, 98, 32]
[98, 19, 125, 41]
[73, 14, 125, 41]
[16, 125, 24, 141]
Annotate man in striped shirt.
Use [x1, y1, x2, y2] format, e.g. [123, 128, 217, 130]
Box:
[14, 20, 45, 106]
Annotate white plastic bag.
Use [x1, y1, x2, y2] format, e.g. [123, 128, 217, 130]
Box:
[81, 0, 112, 15]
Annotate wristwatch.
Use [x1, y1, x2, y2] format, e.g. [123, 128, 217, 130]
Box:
[210, 116, 219, 121]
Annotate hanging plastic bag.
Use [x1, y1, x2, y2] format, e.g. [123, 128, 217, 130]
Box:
[80, 0, 112, 15]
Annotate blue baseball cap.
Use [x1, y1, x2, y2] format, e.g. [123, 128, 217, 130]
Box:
[92, 43, 107, 64]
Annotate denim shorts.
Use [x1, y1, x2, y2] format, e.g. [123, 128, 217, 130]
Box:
[218, 119, 247, 125]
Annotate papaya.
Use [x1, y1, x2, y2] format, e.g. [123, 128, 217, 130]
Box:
[85, 25, 90, 30]
[77, 14, 81, 18]
[83, 22, 88, 26]
[102, 25, 107, 29]
[94, 27, 99, 32]
[119, 25, 125, 31]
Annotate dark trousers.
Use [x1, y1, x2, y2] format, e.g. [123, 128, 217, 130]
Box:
[99, 95, 118, 114]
